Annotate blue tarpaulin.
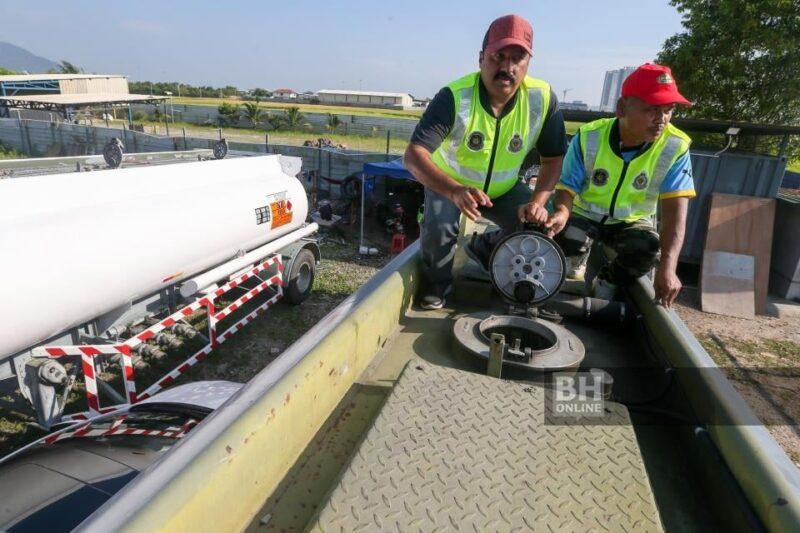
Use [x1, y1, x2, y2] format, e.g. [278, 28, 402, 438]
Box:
[362, 158, 415, 181]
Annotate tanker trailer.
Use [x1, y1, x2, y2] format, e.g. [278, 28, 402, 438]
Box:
[0, 155, 319, 428]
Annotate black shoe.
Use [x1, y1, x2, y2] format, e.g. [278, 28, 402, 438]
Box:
[465, 230, 501, 273]
[419, 293, 445, 310]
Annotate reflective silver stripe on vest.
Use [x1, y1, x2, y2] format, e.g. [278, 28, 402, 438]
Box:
[450, 86, 473, 152]
[624, 135, 685, 218]
[582, 129, 601, 188]
[438, 147, 485, 184]
[438, 147, 519, 186]
[525, 88, 545, 151]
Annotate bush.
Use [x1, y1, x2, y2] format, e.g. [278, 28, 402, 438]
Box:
[217, 103, 240, 126]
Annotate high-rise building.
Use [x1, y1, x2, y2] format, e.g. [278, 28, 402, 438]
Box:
[599, 67, 636, 111]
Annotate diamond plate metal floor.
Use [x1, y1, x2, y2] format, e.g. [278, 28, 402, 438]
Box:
[308, 361, 663, 532]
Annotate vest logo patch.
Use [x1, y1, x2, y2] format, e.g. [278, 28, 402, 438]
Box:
[592, 169, 609, 187]
[467, 131, 484, 151]
[508, 134, 523, 153]
[633, 171, 649, 190]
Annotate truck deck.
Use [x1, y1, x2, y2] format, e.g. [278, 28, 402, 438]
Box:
[77, 241, 800, 533]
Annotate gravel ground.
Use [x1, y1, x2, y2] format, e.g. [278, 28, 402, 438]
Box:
[673, 288, 800, 467]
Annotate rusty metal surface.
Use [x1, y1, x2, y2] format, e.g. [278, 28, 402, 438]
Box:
[309, 361, 663, 532]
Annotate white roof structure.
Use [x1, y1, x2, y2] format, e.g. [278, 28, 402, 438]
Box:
[0, 74, 126, 82]
[317, 89, 411, 98]
[0, 93, 161, 105]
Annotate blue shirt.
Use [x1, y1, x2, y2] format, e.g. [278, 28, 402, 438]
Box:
[557, 134, 695, 200]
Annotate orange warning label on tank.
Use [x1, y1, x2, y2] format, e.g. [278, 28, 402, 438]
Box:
[267, 191, 293, 229]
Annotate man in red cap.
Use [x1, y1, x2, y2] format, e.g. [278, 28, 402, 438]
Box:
[545, 63, 694, 307]
[405, 14, 568, 310]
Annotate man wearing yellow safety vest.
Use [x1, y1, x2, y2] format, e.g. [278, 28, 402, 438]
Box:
[405, 14, 567, 310]
[545, 63, 695, 308]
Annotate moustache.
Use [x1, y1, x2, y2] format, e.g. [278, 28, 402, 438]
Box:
[494, 71, 515, 82]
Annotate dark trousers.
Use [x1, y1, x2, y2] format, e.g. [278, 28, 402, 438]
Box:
[420, 181, 532, 296]
[554, 213, 660, 284]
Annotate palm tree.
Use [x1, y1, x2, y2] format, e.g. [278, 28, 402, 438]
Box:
[283, 107, 304, 130]
[326, 113, 342, 133]
[57, 60, 82, 74]
[242, 102, 263, 128]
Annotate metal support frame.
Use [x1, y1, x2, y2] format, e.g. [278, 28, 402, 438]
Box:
[32, 255, 284, 422]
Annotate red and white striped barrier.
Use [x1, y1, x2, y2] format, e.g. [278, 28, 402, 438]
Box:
[44, 414, 199, 444]
[33, 255, 284, 420]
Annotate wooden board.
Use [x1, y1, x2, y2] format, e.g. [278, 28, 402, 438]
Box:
[702, 193, 775, 314]
[701, 251, 756, 318]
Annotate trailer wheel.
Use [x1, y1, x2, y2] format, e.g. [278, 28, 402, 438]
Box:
[283, 249, 315, 304]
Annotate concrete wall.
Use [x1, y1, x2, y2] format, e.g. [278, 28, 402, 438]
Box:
[0, 118, 391, 182]
[131, 103, 419, 139]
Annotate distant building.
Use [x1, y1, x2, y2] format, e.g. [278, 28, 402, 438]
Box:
[272, 88, 297, 99]
[0, 73, 164, 121]
[316, 90, 413, 109]
[560, 100, 589, 111]
[599, 67, 636, 111]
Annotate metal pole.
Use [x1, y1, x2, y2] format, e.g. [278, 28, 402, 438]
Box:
[182, 127, 187, 151]
[487, 333, 505, 378]
[385, 130, 390, 155]
[778, 134, 790, 159]
[359, 172, 366, 253]
[265, 133, 269, 152]
[163, 101, 170, 136]
[218, 128, 223, 141]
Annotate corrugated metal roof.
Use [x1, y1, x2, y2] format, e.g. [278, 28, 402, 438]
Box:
[0, 93, 163, 105]
[317, 89, 411, 98]
[0, 74, 126, 82]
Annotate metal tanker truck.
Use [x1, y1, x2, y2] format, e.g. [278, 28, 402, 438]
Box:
[0, 155, 320, 427]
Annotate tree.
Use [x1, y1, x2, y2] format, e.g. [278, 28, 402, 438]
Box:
[283, 107, 305, 130]
[242, 102, 263, 128]
[326, 113, 342, 133]
[56, 60, 83, 74]
[657, 0, 800, 125]
[265, 113, 286, 131]
[0, 67, 19, 75]
[217, 103, 240, 126]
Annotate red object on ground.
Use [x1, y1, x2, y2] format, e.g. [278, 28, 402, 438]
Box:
[391, 233, 406, 254]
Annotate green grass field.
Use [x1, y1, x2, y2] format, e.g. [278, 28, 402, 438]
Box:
[138, 120, 411, 154]
[138, 118, 584, 155]
[170, 97, 422, 120]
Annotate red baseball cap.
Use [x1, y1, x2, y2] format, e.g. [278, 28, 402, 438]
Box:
[483, 14, 533, 56]
[621, 63, 691, 106]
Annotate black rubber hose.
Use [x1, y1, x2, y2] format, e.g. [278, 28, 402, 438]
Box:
[542, 295, 628, 324]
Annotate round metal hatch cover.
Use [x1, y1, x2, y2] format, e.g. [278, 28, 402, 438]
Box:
[489, 230, 566, 306]
[453, 312, 585, 372]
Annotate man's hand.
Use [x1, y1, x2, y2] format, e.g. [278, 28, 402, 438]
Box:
[449, 185, 493, 221]
[544, 207, 570, 237]
[654, 265, 682, 308]
[518, 202, 549, 225]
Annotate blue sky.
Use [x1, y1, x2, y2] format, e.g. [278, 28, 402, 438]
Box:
[0, 0, 685, 105]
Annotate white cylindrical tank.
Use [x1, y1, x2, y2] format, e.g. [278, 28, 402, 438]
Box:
[0, 155, 309, 359]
